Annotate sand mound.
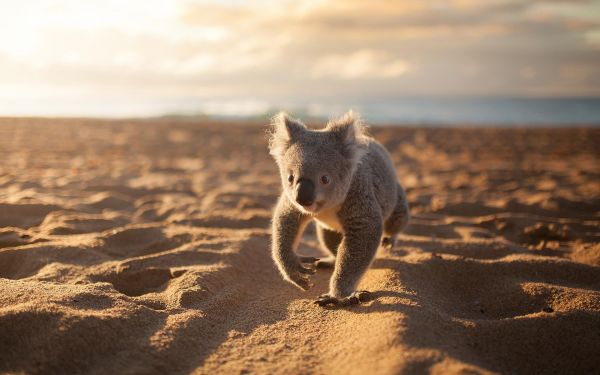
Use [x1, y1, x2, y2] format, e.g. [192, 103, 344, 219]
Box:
[0, 118, 599, 374]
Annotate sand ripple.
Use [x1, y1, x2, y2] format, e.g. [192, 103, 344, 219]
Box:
[0, 118, 599, 374]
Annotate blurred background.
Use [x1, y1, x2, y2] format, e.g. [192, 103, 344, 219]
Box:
[1, 0, 599, 124]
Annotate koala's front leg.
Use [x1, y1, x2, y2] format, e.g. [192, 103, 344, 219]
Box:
[271, 196, 317, 290]
[316, 213, 383, 306]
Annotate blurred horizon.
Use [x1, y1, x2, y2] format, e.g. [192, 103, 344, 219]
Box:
[1, 0, 599, 124]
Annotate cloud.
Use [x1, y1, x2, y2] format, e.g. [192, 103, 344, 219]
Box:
[311, 50, 409, 79]
[0, 0, 599, 116]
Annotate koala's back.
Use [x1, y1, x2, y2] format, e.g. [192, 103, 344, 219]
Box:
[347, 138, 399, 220]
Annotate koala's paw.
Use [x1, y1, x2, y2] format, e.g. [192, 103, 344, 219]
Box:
[314, 290, 372, 307]
[381, 236, 397, 249]
[287, 256, 319, 290]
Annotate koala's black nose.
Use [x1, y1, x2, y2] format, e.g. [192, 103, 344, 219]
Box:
[296, 178, 315, 206]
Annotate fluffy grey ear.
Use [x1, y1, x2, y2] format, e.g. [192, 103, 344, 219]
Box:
[326, 110, 368, 165]
[268, 112, 306, 159]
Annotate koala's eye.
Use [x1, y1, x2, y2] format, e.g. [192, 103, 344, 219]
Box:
[287, 174, 294, 184]
[320, 175, 330, 185]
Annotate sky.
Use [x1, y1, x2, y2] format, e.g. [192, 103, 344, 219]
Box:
[0, 0, 599, 117]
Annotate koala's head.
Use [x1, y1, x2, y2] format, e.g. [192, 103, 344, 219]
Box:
[268, 111, 368, 215]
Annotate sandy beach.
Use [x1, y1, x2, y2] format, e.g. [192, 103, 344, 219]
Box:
[0, 117, 599, 374]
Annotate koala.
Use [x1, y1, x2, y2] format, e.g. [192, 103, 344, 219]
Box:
[268, 111, 410, 307]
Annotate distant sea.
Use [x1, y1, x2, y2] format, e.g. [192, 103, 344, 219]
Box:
[285, 97, 600, 126]
[9, 96, 598, 126]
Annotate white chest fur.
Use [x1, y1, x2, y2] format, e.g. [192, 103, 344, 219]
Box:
[314, 208, 343, 233]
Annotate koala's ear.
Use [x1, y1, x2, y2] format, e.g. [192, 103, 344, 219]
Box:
[268, 112, 306, 158]
[326, 110, 368, 165]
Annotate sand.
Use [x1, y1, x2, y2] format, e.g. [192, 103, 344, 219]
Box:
[0, 117, 599, 374]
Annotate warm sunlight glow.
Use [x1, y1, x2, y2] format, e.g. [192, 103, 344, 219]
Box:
[0, 0, 598, 117]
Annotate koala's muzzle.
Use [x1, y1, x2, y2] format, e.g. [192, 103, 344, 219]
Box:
[296, 178, 315, 206]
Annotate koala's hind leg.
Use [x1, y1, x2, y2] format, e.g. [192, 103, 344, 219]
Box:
[316, 224, 342, 268]
[382, 184, 410, 249]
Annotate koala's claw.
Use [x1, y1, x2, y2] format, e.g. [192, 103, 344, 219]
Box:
[292, 275, 314, 290]
[381, 236, 397, 249]
[314, 291, 372, 307]
[298, 266, 316, 275]
[299, 256, 320, 263]
[299, 256, 319, 275]
[289, 256, 319, 290]
[316, 256, 335, 268]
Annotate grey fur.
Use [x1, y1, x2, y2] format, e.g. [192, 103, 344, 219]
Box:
[315, 225, 341, 268]
[268, 111, 410, 306]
